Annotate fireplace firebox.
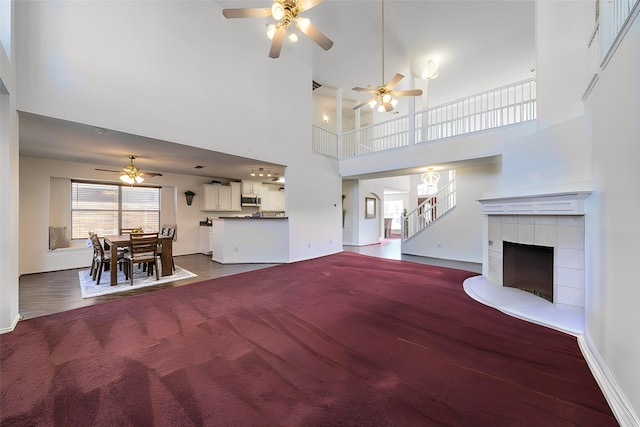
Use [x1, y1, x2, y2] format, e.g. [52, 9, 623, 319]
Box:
[503, 241, 554, 303]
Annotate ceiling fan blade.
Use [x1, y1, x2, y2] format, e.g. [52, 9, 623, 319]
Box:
[384, 102, 394, 112]
[352, 87, 377, 94]
[144, 172, 163, 178]
[95, 168, 121, 173]
[269, 26, 286, 58]
[353, 98, 376, 110]
[386, 73, 405, 90]
[299, 0, 325, 12]
[222, 8, 271, 19]
[392, 89, 424, 97]
[297, 21, 333, 51]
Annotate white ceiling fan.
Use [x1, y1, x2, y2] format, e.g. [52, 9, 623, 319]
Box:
[352, 0, 423, 113]
[222, 0, 333, 59]
[95, 155, 163, 184]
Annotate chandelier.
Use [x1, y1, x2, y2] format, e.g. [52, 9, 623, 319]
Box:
[120, 155, 144, 184]
[420, 168, 440, 195]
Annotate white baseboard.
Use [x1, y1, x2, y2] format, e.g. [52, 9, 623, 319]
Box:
[0, 313, 21, 334]
[578, 332, 640, 426]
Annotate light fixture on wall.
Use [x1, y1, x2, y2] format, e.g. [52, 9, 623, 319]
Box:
[250, 167, 272, 177]
[420, 167, 440, 195]
[422, 59, 439, 80]
[120, 155, 144, 184]
[184, 190, 195, 206]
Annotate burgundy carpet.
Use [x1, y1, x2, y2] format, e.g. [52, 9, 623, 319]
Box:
[1, 252, 616, 426]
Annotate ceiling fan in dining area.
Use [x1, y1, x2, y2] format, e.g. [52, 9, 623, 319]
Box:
[222, 0, 333, 59]
[95, 155, 163, 184]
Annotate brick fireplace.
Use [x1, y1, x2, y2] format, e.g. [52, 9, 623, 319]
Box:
[479, 192, 591, 308]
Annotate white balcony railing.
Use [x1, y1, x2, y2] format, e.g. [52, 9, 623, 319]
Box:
[312, 125, 338, 158]
[312, 79, 537, 160]
[341, 115, 409, 158]
[415, 79, 537, 143]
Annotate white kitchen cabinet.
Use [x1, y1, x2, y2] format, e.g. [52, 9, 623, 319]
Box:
[203, 182, 241, 211]
[203, 184, 230, 211]
[199, 226, 213, 254]
[229, 182, 241, 211]
[242, 180, 262, 196]
[261, 186, 285, 211]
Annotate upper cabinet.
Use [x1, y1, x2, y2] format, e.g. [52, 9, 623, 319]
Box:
[242, 180, 262, 196]
[202, 182, 241, 211]
[261, 185, 285, 211]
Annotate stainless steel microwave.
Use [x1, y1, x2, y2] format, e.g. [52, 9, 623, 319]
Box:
[241, 195, 261, 206]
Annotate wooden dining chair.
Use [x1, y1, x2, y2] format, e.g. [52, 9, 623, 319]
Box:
[123, 232, 159, 286]
[157, 225, 177, 272]
[90, 233, 124, 284]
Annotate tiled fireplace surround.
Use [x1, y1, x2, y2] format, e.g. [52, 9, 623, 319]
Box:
[487, 214, 585, 307]
[478, 191, 591, 310]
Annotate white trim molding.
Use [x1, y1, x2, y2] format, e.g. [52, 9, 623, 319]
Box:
[479, 191, 592, 215]
[0, 314, 20, 334]
[578, 332, 640, 426]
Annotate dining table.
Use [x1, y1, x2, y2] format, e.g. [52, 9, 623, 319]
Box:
[103, 234, 173, 286]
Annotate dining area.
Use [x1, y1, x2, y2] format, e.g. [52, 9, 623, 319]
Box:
[88, 226, 177, 288]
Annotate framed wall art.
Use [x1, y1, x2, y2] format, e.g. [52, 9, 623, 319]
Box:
[365, 197, 376, 219]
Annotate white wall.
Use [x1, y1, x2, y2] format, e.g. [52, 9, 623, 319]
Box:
[342, 180, 357, 245]
[402, 163, 499, 263]
[359, 183, 384, 246]
[0, 0, 19, 333]
[535, 0, 593, 130]
[584, 13, 640, 417]
[15, 0, 342, 267]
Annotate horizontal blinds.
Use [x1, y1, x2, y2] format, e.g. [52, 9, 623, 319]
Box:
[71, 182, 160, 239]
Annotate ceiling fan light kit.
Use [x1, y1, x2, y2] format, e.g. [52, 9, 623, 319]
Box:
[222, 0, 333, 59]
[120, 155, 145, 185]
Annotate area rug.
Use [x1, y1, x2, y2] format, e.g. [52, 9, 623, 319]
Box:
[2, 252, 616, 426]
[78, 264, 197, 298]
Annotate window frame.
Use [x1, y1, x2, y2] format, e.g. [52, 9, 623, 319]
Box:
[70, 180, 161, 240]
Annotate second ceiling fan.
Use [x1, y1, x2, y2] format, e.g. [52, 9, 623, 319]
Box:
[222, 0, 333, 59]
[353, 0, 423, 113]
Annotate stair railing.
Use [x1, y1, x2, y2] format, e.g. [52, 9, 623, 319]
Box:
[402, 180, 457, 241]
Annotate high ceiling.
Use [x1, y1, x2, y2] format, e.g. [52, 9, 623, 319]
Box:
[18, 0, 535, 180]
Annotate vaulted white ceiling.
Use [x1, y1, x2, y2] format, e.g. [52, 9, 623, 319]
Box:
[18, 0, 535, 179]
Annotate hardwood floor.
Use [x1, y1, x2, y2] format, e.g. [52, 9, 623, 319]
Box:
[19, 241, 481, 321]
[19, 254, 279, 320]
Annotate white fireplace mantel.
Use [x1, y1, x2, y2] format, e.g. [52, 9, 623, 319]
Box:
[478, 191, 592, 216]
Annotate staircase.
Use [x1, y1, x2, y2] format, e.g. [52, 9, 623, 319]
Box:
[402, 180, 457, 242]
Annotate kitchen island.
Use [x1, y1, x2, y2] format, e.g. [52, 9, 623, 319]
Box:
[212, 217, 289, 264]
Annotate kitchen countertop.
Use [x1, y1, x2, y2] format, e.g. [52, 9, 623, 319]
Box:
[217, 216, 288, 220]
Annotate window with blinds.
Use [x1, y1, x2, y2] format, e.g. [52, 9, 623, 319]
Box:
[71, 181, 160, 239]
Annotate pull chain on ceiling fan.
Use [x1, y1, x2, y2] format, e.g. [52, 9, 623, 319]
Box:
[352, 0, 423, 112]
[222, 0, 333, 59]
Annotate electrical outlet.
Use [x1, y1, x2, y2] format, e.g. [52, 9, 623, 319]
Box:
[234, 247, 238, 252]
[437, 242, 442, 248]
[307, 243, 311, 249]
